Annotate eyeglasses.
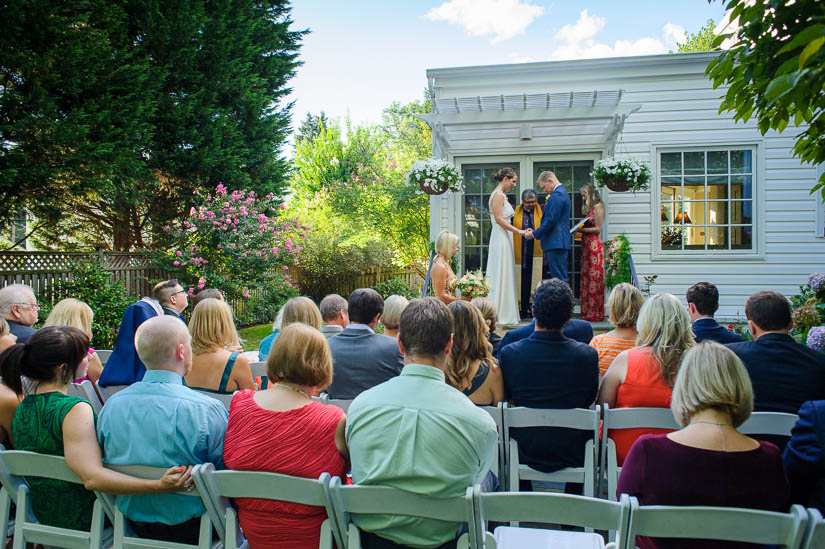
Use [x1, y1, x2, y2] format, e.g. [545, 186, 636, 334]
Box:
[172, 289, 187, 297]
[13, 302, 39, 311]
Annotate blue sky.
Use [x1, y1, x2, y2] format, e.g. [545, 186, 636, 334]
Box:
[285, 1, 728, 131]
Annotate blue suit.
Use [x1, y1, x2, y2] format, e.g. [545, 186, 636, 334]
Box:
[783, 400, 825, 514]
[531, 185, 571, 283]
[692, 317, 744, 344]
[498, 319, 593, 359]
[99, 300, 159, 387]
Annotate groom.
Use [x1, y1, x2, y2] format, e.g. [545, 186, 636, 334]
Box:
[526, 171, 571, 284]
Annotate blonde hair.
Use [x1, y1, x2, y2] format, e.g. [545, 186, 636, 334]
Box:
[435, 230, 459, 259]
[382, 295, 409, 330]
[608, 283, 644, 328]
[671, 341, 754, 428]
[581, 183, 602, 215]
[282, 296, 323, 330]
[471, 297, 498, 334]
[44, 298, 94, 340]
[446, 301, 496, 391]
[635, 293, 696, 388]
[537, 170, 557, 185]
[189, 298, 241, 354]
[267, 323, 332, 387]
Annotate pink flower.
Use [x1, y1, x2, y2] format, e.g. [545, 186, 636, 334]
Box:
[188, 288, 196, 297]
[280, 203, 286, 210]
[216, 183, 228, 196]
[197, 277, 206, 290]
[283, 265, 289, 270]
[239, 206, 248, 216]
[175, 250, 182, 257]
[173, 260, 180, 266]
[163, 225, 171, 231]
[390, 161, 397, 168]
[330, 157, 340, 165]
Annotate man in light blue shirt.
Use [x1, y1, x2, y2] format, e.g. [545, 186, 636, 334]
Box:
[97, 316, 228, 545]
[346, 298, 497, 548]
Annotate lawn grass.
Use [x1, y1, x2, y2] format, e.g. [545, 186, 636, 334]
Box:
[239, 323, 273, 352]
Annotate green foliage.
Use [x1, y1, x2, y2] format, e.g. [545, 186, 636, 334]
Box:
[238, 324, 275, 352]
[706, 0, 825, 199]
[604, 234, 632, 288]
[38, 260, 136, 349]
[373, 277, 417, 300]
[234, 277, 299, 328]
[672, 19, 719, 53]
[296, 112, 330, 144]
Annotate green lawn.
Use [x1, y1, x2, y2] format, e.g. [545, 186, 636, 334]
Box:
[239, 324, 273, 352]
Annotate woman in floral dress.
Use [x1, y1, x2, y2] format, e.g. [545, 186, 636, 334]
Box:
[576, 183, 606, 322]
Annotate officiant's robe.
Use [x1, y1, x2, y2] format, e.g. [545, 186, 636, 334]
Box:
[514, 204, 544, 310]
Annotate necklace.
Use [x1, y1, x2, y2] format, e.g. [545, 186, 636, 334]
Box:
[688, 420, 732, 451]
[689, 421, 730, 427]
[273, 383, 311, 400]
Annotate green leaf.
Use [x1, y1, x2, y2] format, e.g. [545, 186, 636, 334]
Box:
[763, 74, 795, 102]
[776, 117, 789, 133]
[799, 37, 825, 68]
[777, 24, 825, 55]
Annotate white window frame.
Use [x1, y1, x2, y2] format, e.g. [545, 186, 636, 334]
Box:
[650, 141, 765, 261]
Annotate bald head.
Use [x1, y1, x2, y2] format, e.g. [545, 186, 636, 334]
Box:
[135, 316, 192, 374]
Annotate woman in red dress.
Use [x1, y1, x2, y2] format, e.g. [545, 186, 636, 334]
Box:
[223, 323, 348, 549]
[576, 183, 606, 322]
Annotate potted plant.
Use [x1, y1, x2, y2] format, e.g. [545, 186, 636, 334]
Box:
[407, 158, 464, 196]
[592, 157, 651, 193]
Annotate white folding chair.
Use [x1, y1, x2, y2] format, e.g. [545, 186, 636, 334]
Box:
[803, 508, 825, 549]
[95, 350, 113, 366]
[249, 362, 268, 389]
[479, 403, 505, 481]
[474, 487, 631, 549]
[193, 463, 341, 549]
[66, 380, 104, 414]
[190, 389, 237, 411]
[95, 380, 128, 402]
[504, 406, 600, 499]
[601, 405, 680, 501]
[329, 476, 475, 549]
[327, 399, 354, 413]
[312, 394, 330, 404]
[739, 411, 799, 438]
[624, 499, 809, 549]
[0, 449, 111, 549]
[97, 463, 218, 549]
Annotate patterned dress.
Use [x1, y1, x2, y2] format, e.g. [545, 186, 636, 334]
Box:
[12, 392, 97, 529]
[580, 210, 605, 322]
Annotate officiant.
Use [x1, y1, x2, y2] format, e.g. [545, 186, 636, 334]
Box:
[514, 189, 543, 318]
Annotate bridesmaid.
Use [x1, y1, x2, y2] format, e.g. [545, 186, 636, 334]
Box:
[576, 183, 606, 322]
[431, 230, 469, 305]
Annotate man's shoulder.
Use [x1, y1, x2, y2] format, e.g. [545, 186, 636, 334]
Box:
[108, 380, 227, 413]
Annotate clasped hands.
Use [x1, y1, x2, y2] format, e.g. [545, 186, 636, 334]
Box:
[522, 229, 534, 240]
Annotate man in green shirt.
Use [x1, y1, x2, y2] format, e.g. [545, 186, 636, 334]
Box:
[346, 297, 498, 548]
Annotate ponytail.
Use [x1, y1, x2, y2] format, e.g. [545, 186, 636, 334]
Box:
[0, 327, 89, 395]
[0, 344, 25, 395]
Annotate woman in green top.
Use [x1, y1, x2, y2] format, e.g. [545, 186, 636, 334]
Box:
[0, 326, 193, 530]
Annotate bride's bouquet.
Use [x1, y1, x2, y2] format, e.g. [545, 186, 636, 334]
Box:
[456, 270, 489, 298]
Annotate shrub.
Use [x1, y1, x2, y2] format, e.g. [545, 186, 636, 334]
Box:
[373, 277, 416, 300]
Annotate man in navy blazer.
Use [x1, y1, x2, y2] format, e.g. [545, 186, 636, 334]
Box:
[327, 288, 404, 399]
[784, 400, 825, 514]
[528, 171, 571, 283]
[498, 317, 593, 359]
[686, 282, 743, 344]
[499, 279, 599, 474]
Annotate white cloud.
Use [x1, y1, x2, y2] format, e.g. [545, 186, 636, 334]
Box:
[424, 0, 545, 43]
[547, 10, 687, 60]
[508, 52, 537, 63]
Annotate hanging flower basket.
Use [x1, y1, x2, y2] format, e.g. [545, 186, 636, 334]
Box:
[593, 158, 650, 193]
[602, 175, 631, 192]
[407, 159, 464, 196]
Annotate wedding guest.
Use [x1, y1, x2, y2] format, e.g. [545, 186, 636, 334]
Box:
[190, 288, 225, 310]
[589, 283, 644, 378]
[1, 326, 191, 531]
[783, 400, 825, 514]
[446, 301, 504, 406]
[346, 298, 497, 548]
[259, 297, 323, 363]
[498, 312, 593, 351]
[0, 284, 38, 344]
[0, 318, 20, 446]
[471, 297, 503, 355]
[599, 293, 695, 465]
[320, 294, 348, 339]
[258, 306, 284, 363]
[44, 298, 104, 383]
[98, 316, 227, 544]
[686, 282, 743, 344]
[575, 184, 606, 322]
[327, 289, 404, 400]
[224, 323, 348, 549]
[185, 299, 255, 394]
[154, 279, 189, 321]
[431, 230, 468, 305]
[381, 295, 409, 339]
[618, 342, 789, 549]
[514, 189, 543, 318]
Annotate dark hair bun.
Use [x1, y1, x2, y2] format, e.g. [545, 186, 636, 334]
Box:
[494, 167, 517, 182]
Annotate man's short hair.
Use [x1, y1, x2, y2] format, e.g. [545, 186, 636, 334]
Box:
[135, 316, 191, 370]
[745, 291, 792, 332]
[399, 298, 453, 357]
[348, 288, 384, 324]
[320, 294, 348, 322]
[686, 282, 720, 316]
[153, 279, 181, 307]
[0, 284, 35, 316]
[533, 279, 573, 330]
[521, 189, 537, 201]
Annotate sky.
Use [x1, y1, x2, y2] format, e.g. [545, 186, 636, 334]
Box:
[285, 0, 729, 134]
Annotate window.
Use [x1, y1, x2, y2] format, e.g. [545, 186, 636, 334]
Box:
[659, 148, 754, 252]
[462, 163, 518, 273]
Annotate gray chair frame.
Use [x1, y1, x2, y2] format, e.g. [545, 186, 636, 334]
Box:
[94, 380, 129, 402]
[95, 350, 113, 366]
[249, 362, 268, 389]
[802, 508, 824, 549]
[66, 380, 104, 414]
[479, 403, 505, 481]
[738, 411, 799, 437]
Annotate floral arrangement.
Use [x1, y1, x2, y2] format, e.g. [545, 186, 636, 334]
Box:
[789, 272, 825, 350]
[407, 158, 464, 195]
[592, 157, 651, 193]
[809, 272, 825, 297]
[808, 326, 825, 353]
[456, 270, 489, 298]
[604, 234, 632, 288]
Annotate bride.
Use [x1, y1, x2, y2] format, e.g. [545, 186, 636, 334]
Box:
[487, 168, 527, 326]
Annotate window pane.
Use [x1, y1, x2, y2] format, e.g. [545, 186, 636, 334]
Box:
[573, 165, 592, 189]
[465, 247, 481, 272]
[731, 175, 752, 199]
[464, 195, 482, 219]
[707, 226, 728, 249]
[482, 171, 498, 193]
[682, 202, 702, 225]
[684, 152, 705, 174]
[731, 150, 753, 174]
[684, 225, 706, 249]
[465, 170, 482, 194]
[707, 176, 728, 199]
[707, 201, 728, 224]
[481, 219, 489, 246]
[707, 151, 728, 174]
[661, 202, 677, 223]
[555, 166, 574, 190]
[464, 218, 481, 246]
[684, 177, 705, 200]
[731, 226, 753, 249]
[661, 152, 682, 175]
[661, 177, 681, 200]
[731, 200, 753, 224]
[661, 226, 683, 249]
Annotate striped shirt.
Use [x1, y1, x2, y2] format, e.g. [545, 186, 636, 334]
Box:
[589, 333, 636, 375]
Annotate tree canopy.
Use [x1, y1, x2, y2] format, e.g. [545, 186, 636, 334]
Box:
[673, 19, 719, 52]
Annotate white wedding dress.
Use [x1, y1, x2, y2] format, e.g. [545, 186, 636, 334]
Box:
[485, 191, 521, 326]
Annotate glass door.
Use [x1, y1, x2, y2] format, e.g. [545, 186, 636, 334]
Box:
[532, 161, 594, 298]
[462, 163, 519, 274]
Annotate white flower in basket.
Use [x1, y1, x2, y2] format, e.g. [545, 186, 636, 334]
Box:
[408, 158, 464, 196]
[592, 157, 651, 193]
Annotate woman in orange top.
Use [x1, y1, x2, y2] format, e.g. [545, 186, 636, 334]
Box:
[590, 283, 644, 378]
[598, 293, 695, 464]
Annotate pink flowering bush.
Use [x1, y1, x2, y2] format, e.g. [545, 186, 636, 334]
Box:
[150, 184, 304, 324]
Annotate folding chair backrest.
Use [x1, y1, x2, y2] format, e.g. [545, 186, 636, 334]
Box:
[249, 362, 268, 389]
[190, 389, 236, 410]
[803, 508, 824, 549]
[739, 412, 799, 437]
[479, 403, 505, 480]
[327, 399, 353, 413]
[329, 476, 474, 549]
[66, 380, 103, 414]
[194, 463, 341, 549]
[95, 350, 113, 366]
[312, 394, 330, 404]
[625, 500, 809, 549]
[95, 380, 128, 402]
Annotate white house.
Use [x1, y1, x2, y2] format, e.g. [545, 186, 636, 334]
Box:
[422, 51, 825, 320]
